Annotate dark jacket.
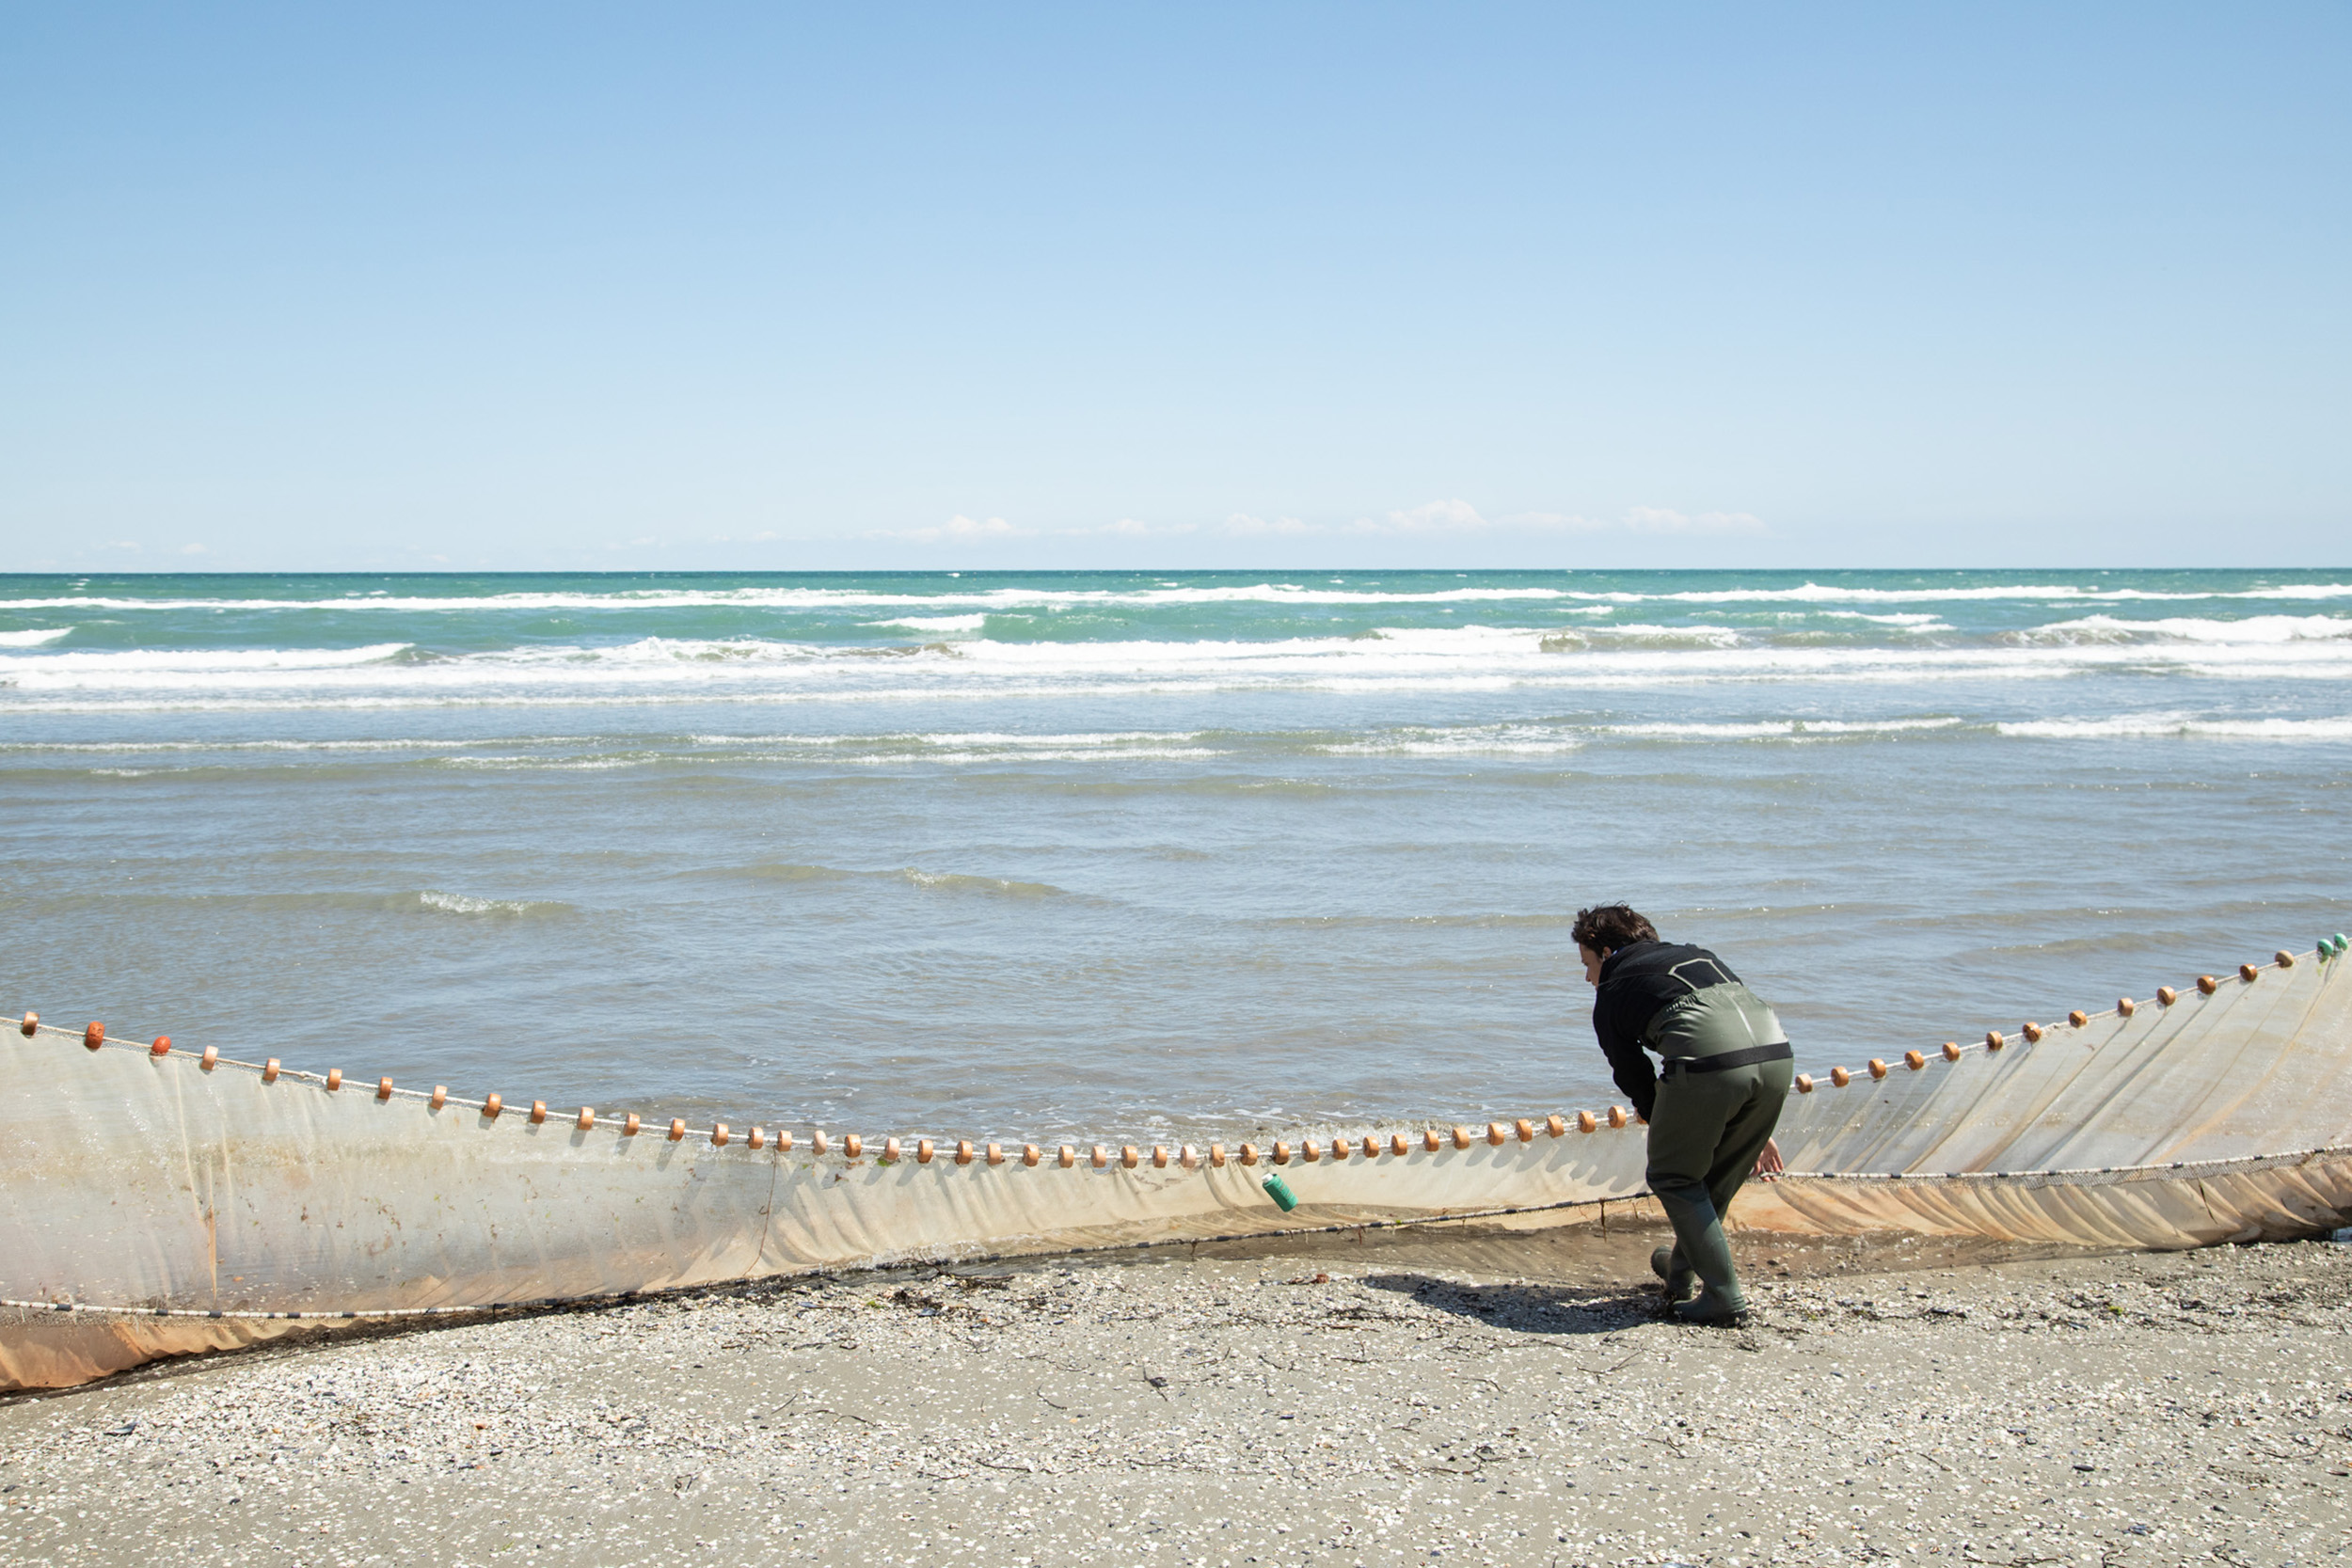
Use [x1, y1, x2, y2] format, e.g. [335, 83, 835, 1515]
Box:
[1590, 941, 1788, 1121]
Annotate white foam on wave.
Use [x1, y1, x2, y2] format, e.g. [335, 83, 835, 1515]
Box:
[17, 578, 2351, 617]
[14, 620, 2352, 712]
[0, 627, 71, 646]
[2022, 614, 2352, 644]
[1996, 715, 2352, 740]
[1565, 583, 2352, 607]
[861, 614, 990, 633]
[1815, 611, 1949, 628]
[0, 642, 413, 675]
[1606, 717, 1969, 739]
[0, 583, 1579, 614]
[415, 890, 568, 916]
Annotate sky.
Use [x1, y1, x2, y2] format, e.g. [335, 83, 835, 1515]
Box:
[1, 3, 2345, 573]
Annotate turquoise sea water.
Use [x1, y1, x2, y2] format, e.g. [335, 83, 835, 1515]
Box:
[4, 568, 2348, 1144]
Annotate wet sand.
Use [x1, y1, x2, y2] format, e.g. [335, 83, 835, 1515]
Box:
[3, 1220, 2348, 1566]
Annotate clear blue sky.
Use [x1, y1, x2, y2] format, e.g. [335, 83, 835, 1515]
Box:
[2, 3, 2345, 572]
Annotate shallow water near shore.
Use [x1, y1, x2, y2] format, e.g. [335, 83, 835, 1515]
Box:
[4, 567, 2348, 1144]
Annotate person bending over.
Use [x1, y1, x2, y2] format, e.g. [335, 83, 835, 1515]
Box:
[1574, 903, 1790, 1325]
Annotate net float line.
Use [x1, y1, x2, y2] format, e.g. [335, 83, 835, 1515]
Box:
[8, 950, 2318, 1182]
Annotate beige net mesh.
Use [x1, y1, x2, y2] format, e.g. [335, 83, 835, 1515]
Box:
[6, 946, 2348, 1388]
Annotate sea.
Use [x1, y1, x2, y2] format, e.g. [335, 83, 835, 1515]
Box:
[4, 569, 2347, 1147]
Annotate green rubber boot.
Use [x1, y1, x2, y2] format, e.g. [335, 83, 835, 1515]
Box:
[1674, 1285, 1751, 1326]
[1651, 1245, 1697, 1305]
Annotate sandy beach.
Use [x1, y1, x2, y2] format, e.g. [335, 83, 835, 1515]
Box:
[3, 1219, 2346, 1567]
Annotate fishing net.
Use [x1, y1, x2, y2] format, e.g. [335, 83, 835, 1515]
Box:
[5, 945, 2348, 1388]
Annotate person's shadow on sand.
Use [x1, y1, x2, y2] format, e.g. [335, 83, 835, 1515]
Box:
[1362, 1273, 1661, 1336]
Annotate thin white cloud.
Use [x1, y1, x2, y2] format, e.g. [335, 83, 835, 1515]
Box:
[864, 500, 1766, 546]
[1201, 500, 1769, 540]
[1621, 505, 1769, 536]
[179, 543, 208, 555]
[879, 514, 1038, 544]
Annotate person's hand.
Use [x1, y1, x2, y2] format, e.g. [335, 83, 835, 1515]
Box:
[1752, 1137, 1785, 1182]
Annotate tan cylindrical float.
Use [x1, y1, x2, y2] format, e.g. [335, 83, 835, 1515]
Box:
[912, 1138, 931, 1164]
[1985, 1030, 2005, 1052]
[2157, 986, 2178, 1006]
[1209, 1143, 1227, 1167]
[199, 1045, 218, 1071]
[1239, 1142, 1259, 1165]
[1057, 1145, 1075, 1167]
[380, 1077, 397, 1101]
[1360, 1135, 1378, 1159]
[843, 1133, 863, 1159]
[1120, 1146, 1138, 1169]
[1091, 1146, 1110, 1169]
[1023, 1144, 1041, 1166]
[1181, 1144, 1199, 1169]
[665, 1117, 684, 1141]
[988, 1142, 1005, 1165]
[1485, 1122, 1507, 1147]
[1545, 1115, 1565, 1137]
[1941, 1041, 1962, 1062]
[2022, 1022, 2043, 1043]
[1607, 1106, 1628, 1129]
[1299, 1140, 1318, 1164]
[2197, 975, 2218, 995]
[577, 1107, 596, 1131]
[1514, 1118, 1535, 1143]
[1150, 1145, 1168, 1168]
[17, 1013, 33, 1037]
[711, 1124, 729, 1148]
[1867, 1059, 1888, 1080]
[1903, 1050, 1925, 1071]
[958, 1140, 976, 1166]
[2067, 1010, 2088, 1028]
[2118, 996, 2137, 1016]
[1329, 1138, 1347, 1162]
[812, 1129, 829, 1154]
[748, 1127, 765, 1149]
[775, 1131, 793, 1152]
[1390, 1132, 1409, 1157]
[2276, 950, 2296, 968]
[623, 1114, 641, 1137]
[2239, 963, 2260, 983]
[1830, 1067, 1851, 1087]
[1273, 1141, 1294, 1164]
[425, 1083, 443, 1106]
[1422, 1129, 1442, 1152]
[529, 1100, 547, 1123]
[83, 1022, 104, 1051]
[326, 1069, 342, 1092]
[1794, 1074, 1815, 1094]
[150, 1036, 171, 1058]
[483, 1094, 503, 1119]
[1451, 1125, 1472, 1149]
[1577, 1110, 1597, 1132]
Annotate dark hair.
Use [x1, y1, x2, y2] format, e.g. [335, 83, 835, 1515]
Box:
[1572, 903, 1658, 954]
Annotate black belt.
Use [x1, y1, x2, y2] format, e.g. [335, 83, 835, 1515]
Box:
[1660, 1041, 1793, 1075]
